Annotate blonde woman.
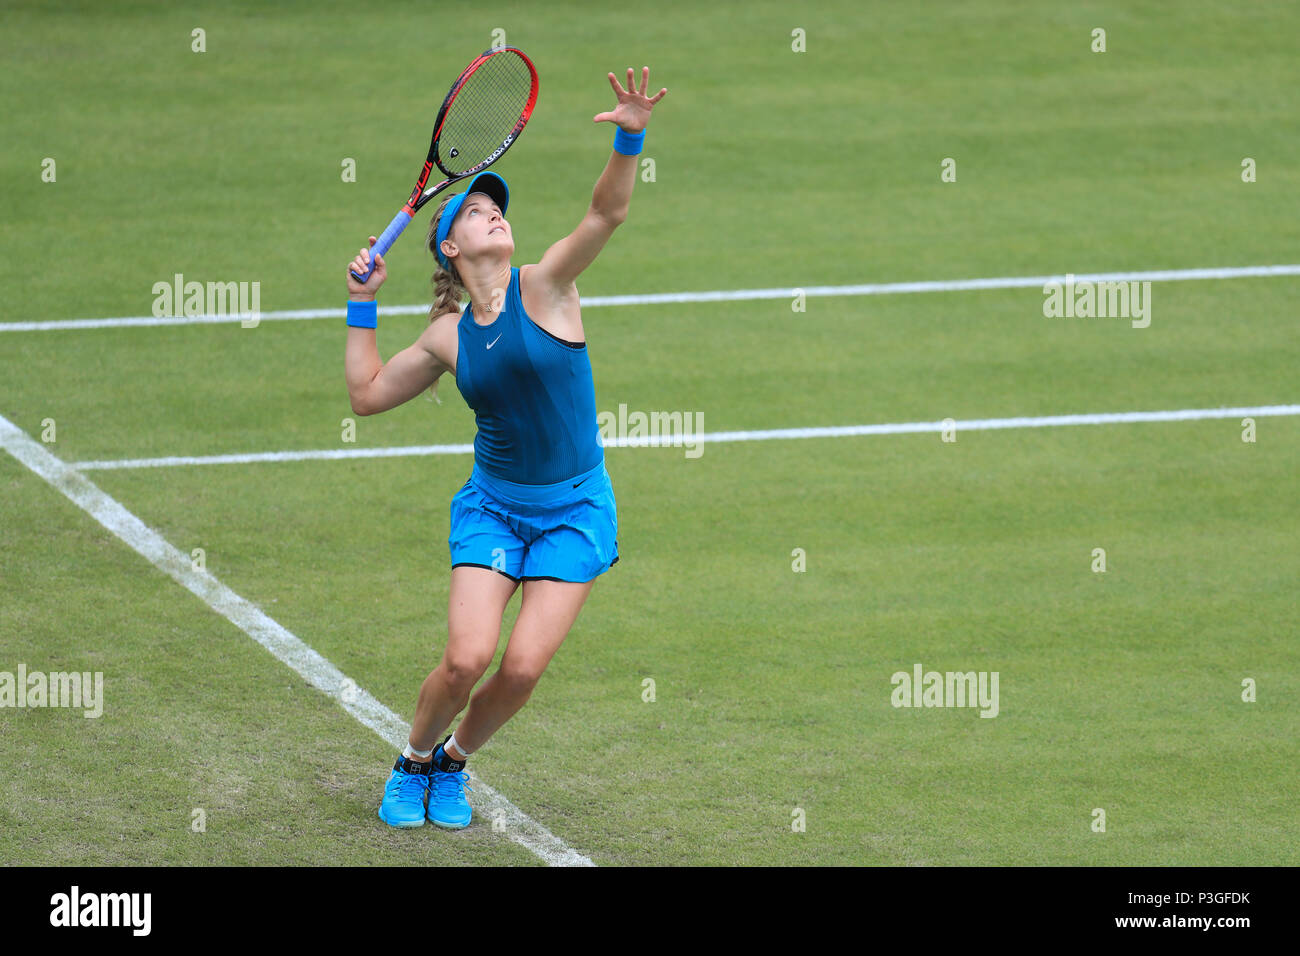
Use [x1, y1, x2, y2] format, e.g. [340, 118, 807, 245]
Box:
[344, 67, 667, 829]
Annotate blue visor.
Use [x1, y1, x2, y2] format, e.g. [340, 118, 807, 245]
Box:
[435, 172, 510, 269]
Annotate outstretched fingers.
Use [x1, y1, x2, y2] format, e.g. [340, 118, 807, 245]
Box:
[631, 67, 666, 104]
[595, 66, 666, 121]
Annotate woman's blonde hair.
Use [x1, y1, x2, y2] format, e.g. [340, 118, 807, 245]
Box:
[423, 196, 467, 404]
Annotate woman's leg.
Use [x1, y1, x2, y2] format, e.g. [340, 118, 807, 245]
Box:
[450, 577, 596, 754]
[407, 566, 520, 753]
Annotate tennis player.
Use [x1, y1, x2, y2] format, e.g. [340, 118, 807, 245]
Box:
[344, 67, 667, 829]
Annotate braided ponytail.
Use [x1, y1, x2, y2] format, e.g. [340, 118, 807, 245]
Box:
[424, 197, 467, 404]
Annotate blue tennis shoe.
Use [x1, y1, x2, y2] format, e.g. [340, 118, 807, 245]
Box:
[378, 756, 432, 828]
[427, 770, 474, 829]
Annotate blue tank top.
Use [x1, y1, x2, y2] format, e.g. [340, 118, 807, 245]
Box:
[455, 266, 604, 485]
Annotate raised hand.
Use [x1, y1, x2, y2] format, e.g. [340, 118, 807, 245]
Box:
[592, 67, 667, 134]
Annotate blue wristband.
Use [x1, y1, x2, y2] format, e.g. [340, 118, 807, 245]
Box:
[613, 126, 646, 156]
[346, 299, 377, 329]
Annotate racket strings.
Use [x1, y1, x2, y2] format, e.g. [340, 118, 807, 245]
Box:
[437, 52, 534, 177]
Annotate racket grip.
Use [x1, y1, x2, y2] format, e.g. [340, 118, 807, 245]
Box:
[351, 208, 414, 282]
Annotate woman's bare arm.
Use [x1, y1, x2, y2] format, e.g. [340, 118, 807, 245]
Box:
[531, 67, 667, 291]
[343, 238, 456, 415]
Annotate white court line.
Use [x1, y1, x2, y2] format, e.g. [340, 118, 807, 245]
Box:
[68, 404, 1300, 471]
[0, 413, 594, 867]
[3, 264, 1299, 331]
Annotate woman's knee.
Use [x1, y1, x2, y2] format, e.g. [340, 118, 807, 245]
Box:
[495, 656, 546, 696]
[439, 644, 495, 694]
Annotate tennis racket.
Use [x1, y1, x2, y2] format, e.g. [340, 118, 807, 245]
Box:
[351, 46, 538, 282]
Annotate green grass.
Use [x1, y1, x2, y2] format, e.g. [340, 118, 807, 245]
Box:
[2, 0, 1298, 865]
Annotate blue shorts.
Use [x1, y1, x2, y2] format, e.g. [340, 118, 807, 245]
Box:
[448, 457, 619, 583]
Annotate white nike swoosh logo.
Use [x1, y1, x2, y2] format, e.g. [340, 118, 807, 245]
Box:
[486, 334, 502, 349]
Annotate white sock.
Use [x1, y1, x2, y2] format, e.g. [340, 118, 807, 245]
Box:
[403, 743, 433, 761]
[447, 732, 473, 758]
